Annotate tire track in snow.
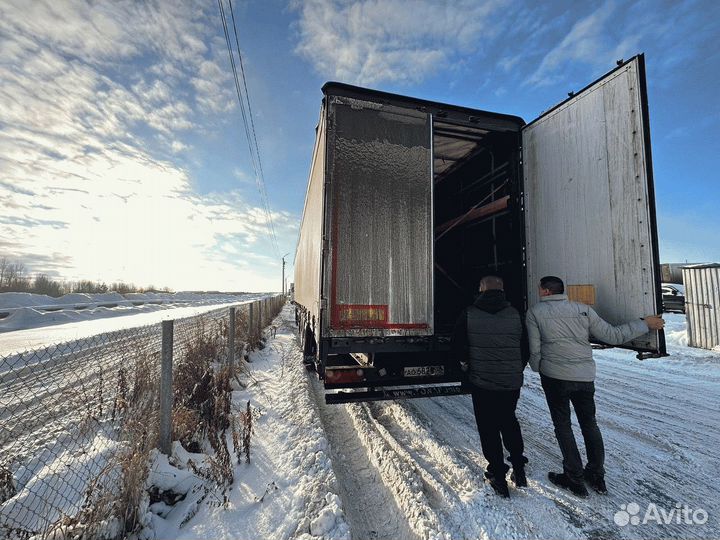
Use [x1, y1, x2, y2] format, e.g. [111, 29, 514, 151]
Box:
[309, 377, 424, 540]
[298, 330, 719, 539]
[515, 356, 720, 540]
[385, 396, 586, 540]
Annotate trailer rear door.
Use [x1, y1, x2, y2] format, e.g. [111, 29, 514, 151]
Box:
[522, 55, 665, 355]
[325, 95, 433, 337]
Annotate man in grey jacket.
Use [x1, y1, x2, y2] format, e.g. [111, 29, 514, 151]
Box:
[453, 275, 528, 498]
[527, 275, 664, 497]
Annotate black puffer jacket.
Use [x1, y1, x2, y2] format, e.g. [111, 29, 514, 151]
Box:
[453, 290, 528, 391]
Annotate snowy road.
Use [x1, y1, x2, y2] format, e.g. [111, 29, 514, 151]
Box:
[310, 346, 720, 539]
[307, 323, 720, 539]
[158, 306, 720, 540]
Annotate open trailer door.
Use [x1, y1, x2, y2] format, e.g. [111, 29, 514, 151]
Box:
[522, 55, 665, 356]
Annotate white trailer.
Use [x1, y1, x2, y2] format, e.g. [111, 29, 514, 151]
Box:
[295, 54, 666, 404]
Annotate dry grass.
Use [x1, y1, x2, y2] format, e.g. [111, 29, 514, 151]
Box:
[169, 318, 238, 495]
[231, 309, 251, 351]
[111, 367, 128, 422]
[0, 465, 15, 504]
[43, 341, 160, 539]
[171, 405, 203, 452]
[18, 301, 285, 539]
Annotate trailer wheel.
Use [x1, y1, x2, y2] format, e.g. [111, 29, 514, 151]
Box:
[298, 318, 305, 347]
[302, 326, 317, 369]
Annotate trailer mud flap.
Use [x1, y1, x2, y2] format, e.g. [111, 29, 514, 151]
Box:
[325, 384, 470, 404]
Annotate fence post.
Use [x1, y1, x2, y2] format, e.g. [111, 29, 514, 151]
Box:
[258, 300, 262, 336]
[228, 306, 236, 370]
[248, 302, 254, 344]
[159, 320, 174, 455]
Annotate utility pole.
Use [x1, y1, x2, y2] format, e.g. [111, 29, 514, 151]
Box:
[282, 253, 289, 296]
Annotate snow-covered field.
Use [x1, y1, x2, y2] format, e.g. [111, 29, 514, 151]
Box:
[153, 307, 719, 540]
[0, 291, 271, 355]
[0, 293, 280, 538]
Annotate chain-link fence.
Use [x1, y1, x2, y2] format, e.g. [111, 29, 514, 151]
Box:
[0, 295, 285, 539]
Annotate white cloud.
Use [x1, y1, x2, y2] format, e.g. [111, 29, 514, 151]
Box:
[171, 141, 188, 153]
[525, 1, 647, 87]
[233, 167, 254, 185]
[292, 0, 504, 85]
[192, 59, 237, 114]
[0, 141, 296, 290]
[0, 0, 295, 292]
[527, 2, 618, 86]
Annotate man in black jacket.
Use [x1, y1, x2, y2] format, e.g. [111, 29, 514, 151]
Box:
[453, 275, 528, 497]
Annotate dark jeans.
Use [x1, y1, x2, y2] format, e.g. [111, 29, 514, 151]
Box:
[541, 374, 605, 483]
[471, 388, 527, 477]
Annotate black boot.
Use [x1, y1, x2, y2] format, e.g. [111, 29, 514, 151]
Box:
[584, 470, 608, 494]
[484, 470, 510, 498]
[548, 472, 588, 497]
[511, 466, 527, 488]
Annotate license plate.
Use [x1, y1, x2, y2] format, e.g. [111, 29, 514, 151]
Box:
[403, 365, 445, 377]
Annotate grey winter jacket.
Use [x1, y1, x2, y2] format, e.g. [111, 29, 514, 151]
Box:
[453, 290, 527, 391]
[526, 294, 649, 382]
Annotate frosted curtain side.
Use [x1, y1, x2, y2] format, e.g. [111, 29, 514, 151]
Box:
[294, 109, 326, 324]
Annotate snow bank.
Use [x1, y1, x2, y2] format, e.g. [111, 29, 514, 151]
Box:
[0, 291, 129, 309]
[143, 306, 350, 540]
[664, 313, 689, 348]
[0, 307, 85, 330]
[663, 312, 720, 359]
[0, 292, 270, 334]
[0, 292, 56, 309]
[309, 493, 345, 537]
[0, 431, 119, 534]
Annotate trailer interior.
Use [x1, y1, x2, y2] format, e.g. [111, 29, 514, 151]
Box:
[432, 119, 525, 335]
[317, 93, 529, 403]
[322, 114, 527, 403]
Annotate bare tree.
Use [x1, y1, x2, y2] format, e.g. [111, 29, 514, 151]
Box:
[0, 257, 7, 288]
[33, 274, 64, 297]
[2, 261, 29, 291]
[0, 257, 171, 294]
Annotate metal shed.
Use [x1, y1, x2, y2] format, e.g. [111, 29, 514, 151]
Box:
[682, 263, 720, 350]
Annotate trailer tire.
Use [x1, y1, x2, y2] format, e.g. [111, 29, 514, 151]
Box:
[302, 325, 317, 367]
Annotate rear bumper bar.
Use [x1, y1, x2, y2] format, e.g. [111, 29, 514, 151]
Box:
[325, 384, 470, 404]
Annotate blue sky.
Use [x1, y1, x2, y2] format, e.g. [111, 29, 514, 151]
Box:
[0, 0, 718, 292]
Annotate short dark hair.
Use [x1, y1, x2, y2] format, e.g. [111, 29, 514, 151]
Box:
[540, 275, 564, 294]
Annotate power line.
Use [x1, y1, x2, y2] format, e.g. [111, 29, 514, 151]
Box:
[228, 1, 264, 183]
[227, 0, 279, 257]
[217, 0, 279, 257]
[217, 0, 257, 178]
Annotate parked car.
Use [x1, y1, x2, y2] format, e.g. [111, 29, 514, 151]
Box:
[662, 283, 685, 313]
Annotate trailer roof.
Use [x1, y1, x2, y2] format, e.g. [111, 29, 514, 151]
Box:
[322, 82, 525, 132]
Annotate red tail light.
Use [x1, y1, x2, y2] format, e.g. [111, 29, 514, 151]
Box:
[325, 367, 365, 384]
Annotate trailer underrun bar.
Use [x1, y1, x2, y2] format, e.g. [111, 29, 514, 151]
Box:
[325, 384, 471, 404]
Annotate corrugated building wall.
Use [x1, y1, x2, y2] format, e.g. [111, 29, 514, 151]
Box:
[682, 264, 720, 350]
